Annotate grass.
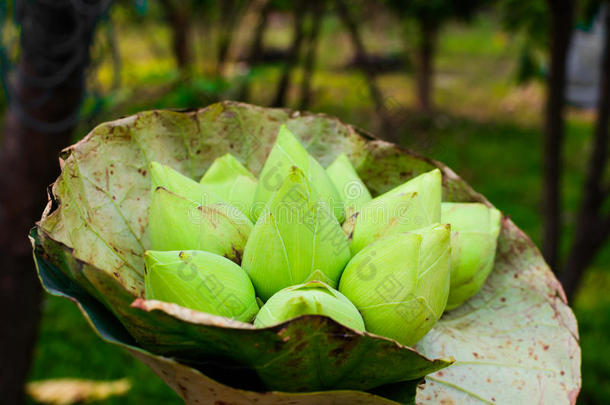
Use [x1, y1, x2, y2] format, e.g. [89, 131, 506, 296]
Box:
[27, 297, 182, 404]
[23, 8, 610, 404]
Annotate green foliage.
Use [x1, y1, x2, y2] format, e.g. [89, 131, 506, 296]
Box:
[575, 270, 610, 404]
[499, 0, 548, 46]
[515, 43, 545, 83]
[498, 0, 604, 84]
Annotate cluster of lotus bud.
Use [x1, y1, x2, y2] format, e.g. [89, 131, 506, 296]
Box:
[144, 125, 502, 346]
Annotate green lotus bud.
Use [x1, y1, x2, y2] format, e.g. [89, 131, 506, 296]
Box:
[339, 224, 451, 346]
[344, 169, 442, 255]
[252, 125, 343, 223]
[326, 153, 372, 219]
[199, 154, 258, 220]
[148, 187, 252, 263]
[441, 202, 502, 310]
[150, 161, 224, 205]
[144, 250, 258, 322]
[254, 281, 365, 331]
[242, 166, 351, 301]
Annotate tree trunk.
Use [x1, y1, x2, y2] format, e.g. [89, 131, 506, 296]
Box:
[416, 21, 437, 113]
[271, 0, 307, 108]
[0, 2, 105, 403]
[560, 7, 610, 301]
[560, 217, 609, 301]
[160, 0, 192, 73]
[217, 0, 243, 76]
[238, 0, 272, 101]
[249, 1, 271, 64]
[299, 0, 324, 110]
[106, 18, 122, 90]
[335, 0, 385, 114]
[542, 0, 574, 271]
[173, 11, 191, 72]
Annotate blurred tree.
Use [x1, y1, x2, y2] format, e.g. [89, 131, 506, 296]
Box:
[560, 4, 610, 300]
[238, 0, 272, 101]
[500, 0, 548, 83]
[335, 0, 385, 114]
[159, 0, 193, 73]
[272, 0, 307, 107]
[238, 0, 324, 108]
[216, 0, 248, 76]
[500, 0, 610, 301]
[500, 0, 568, 271]
[0, 2, 109, 404]
[105, 17, 122, 89]
[299, 0, 324, 110]
[542, 0, 576, 272]
[385, 0, 489, 112]
[157, 0, 250, 77]
[499, 0, 574, 271]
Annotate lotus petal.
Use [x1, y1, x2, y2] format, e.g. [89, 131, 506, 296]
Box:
[441, 202, 502, 310]
[149, 186, 252, 263]
[345, 169, 442, 255]
[145, 250, 258, 322]
[200, 153, 258, 219]
[340, 224, 451, 346]
[254, 281, 365, 331]
[252, 125, 344, 222]
[150, 161, 223, 205]
[326, 153, 373, 218]
[243, 166, 351, 301]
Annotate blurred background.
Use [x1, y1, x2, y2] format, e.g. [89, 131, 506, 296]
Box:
[0, 0, 608, 403]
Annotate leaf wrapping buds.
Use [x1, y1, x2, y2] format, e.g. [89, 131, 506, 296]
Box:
[144, 250, 258, 322]
[326, 153, 372, 219]
[200, 154, 258, 220]
[441, 202, 502, 310]
[254, 281, 365, 331]
[242, 166, 351, 301]
[148, 186, 252, 263]
[252, 125, 344, 223]
[339, 224, 451, 346]
[344, 169, 442, 255]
